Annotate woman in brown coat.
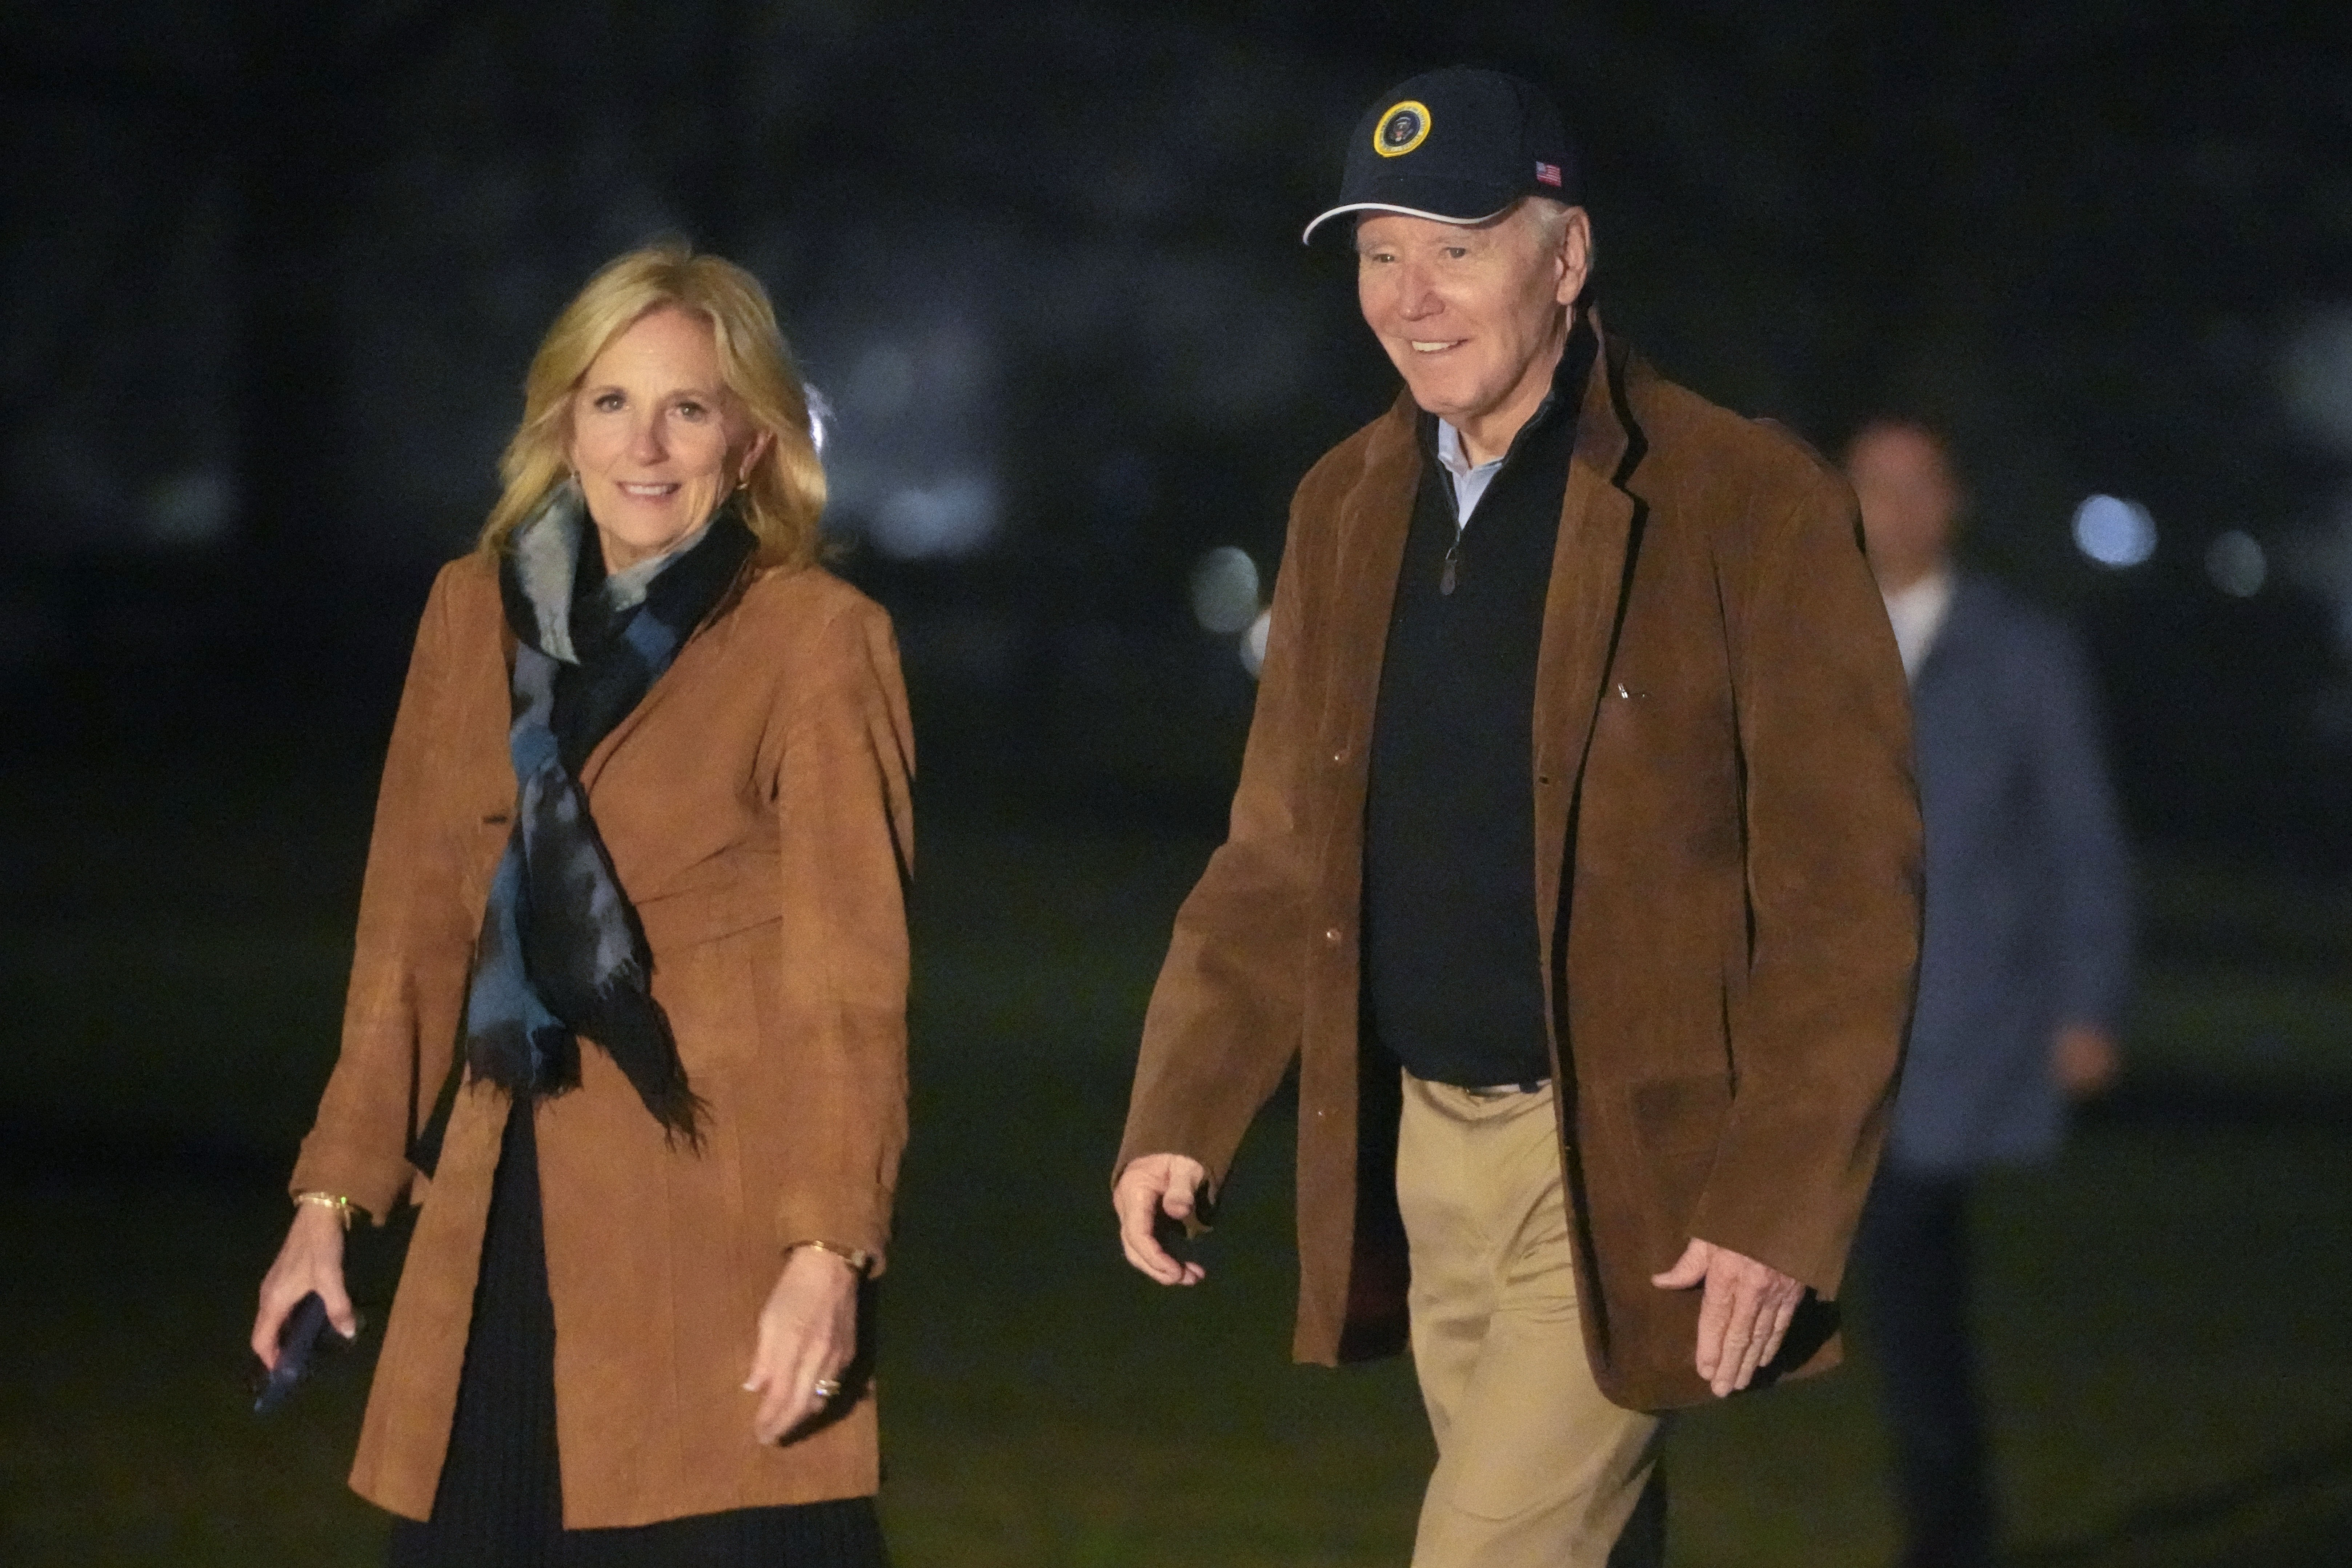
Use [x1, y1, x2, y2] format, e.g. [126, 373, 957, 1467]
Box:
[249, 244, 913, 1566]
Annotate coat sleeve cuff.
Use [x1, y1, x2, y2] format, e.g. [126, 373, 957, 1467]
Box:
[288, 1136, 416, 1227]
[773, 1183, 893, 1277]
[1686, 1152, 1871, 1299]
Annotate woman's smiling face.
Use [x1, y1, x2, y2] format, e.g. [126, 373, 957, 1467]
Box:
[567, 306, 768, 572]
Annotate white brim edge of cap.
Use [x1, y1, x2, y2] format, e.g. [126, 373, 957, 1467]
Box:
[1299, 199, 1514, 245]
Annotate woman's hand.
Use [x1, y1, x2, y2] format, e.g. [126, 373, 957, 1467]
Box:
[251, 1204, 357, 1369]
[742, 1246, 860, 1444]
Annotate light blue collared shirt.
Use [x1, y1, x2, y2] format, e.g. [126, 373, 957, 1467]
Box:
[1435, 419, 1507, 529]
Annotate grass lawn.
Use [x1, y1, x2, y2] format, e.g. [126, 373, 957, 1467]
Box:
[4, 768, 2350, 1565]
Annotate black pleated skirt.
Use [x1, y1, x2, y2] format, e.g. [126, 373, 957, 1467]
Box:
[386, 1106, 888, 1568]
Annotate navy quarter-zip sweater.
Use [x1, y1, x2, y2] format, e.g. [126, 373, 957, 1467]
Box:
[1361, 320, 1596, 1088]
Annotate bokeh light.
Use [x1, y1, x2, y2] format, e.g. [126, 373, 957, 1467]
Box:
[141, 469, 235, 546]
[2205, 530, 2267, 598]
[2071, 494, 2157, 569]
[870, 474, 999, 559]
[805, 383, 833, 454]
[1190, 546, 1261, 635]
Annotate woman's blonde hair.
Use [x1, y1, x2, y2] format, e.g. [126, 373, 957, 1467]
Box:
[477, 242, 825, 567]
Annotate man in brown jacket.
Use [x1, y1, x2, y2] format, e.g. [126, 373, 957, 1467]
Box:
[1113, 69, 1922, 1567]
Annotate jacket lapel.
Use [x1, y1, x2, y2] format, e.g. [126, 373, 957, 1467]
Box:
[1319, 394, 1423, 755]
[1532, 320, 1642, 1001]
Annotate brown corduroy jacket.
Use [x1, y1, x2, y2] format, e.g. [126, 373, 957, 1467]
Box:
[1117, 321, 1923, 1411]
[290, 554, 913, 1526]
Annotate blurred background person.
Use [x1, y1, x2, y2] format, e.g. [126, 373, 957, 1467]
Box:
[248, 245, 914, 1566]
[1845, 417, 2134, 1568]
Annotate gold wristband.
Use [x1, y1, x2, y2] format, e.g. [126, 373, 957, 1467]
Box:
[788, 1239, 873, 1276]
[294, 1191, 358, 1231]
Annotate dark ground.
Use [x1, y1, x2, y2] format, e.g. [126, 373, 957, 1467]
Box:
[3, 753, 2351, 1566]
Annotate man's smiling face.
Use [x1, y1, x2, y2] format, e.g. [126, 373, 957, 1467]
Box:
[1355, 201, 1590, 460]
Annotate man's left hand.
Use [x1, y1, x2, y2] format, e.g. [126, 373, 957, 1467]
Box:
[1650, 1238, 1804, 1397]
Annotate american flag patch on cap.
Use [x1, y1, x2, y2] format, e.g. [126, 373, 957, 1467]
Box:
[1535, 161, 1562, 187]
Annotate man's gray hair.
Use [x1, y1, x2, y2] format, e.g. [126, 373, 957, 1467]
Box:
[1523, 196, 1576, 252]
[1521, 196, 1591, 303]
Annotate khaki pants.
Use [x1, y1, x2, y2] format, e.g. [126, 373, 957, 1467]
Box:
[1397, 1073, 1667, 1568]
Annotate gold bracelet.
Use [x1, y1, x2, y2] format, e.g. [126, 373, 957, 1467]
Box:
[788, 1239, 873, 1276]
[294, 1191, 358, 1231]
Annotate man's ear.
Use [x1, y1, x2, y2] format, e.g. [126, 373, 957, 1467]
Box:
[1554, 208, 1594, 308]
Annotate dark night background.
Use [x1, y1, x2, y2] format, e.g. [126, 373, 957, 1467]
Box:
[4, 3, 2351, 1565]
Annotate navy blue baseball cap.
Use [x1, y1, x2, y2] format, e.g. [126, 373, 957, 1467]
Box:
[1302, 67, 1580, 244]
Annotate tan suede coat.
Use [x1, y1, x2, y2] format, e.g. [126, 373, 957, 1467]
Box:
[290, 554, 913, 1526]
[1118, 323, 1923, 1411]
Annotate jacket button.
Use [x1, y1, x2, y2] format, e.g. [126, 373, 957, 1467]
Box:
[1323, 926, 1343, 945]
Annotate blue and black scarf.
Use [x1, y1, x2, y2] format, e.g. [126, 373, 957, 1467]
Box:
[461, 482, 757, 1143]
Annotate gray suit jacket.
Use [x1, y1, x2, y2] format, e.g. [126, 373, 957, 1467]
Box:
[1892, 572, 2132, 1173]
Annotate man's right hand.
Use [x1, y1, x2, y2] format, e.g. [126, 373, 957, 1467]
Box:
[1113, 1153, 1210, 1285]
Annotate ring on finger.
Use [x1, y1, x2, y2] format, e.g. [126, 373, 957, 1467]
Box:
[811, 1377, 843, 1400]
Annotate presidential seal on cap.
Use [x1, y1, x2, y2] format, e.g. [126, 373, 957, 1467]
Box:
[1303, 67, 1579, 244]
